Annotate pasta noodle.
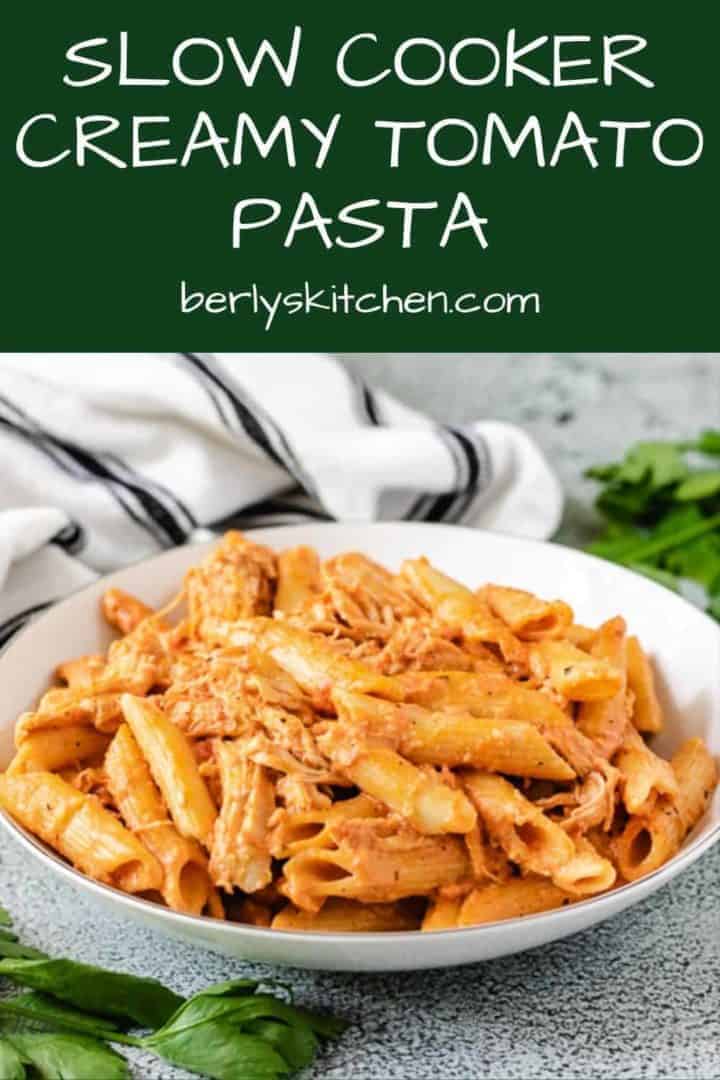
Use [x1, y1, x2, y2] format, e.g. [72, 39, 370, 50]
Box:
[0, 532, 714, 931]
[577, 617, 630, 758]
[273, 898, 421, 932]
[626, 635, 664, 733]
[121, 695, 217, 850]
[8, 726, 110, 776]
[331, 688, 574, 781]
[105, 724, 215, 914]
[482, 584, 573, 641]
[0, 771, 162, 893]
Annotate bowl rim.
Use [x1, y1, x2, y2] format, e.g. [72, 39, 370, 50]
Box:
[1, 520, 718, 945]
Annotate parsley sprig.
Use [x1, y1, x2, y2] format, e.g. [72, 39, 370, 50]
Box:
[0, 904, 345, 1079]
[585, 430, 720, 617]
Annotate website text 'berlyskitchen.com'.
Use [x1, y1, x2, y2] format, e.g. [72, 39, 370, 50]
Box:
[180, 281, 541, 332]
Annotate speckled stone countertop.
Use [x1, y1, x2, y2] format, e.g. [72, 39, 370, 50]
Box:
[2, 354, 719, 1080]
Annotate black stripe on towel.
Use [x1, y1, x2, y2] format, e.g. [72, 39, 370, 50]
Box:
[408, 426, 467, 523]
[50, 520, 87, 555]
[0, 602, 53, 649]
[180, 352, 321, 502]
[0, 396, 188, 546]
[345, 371, 383, 426]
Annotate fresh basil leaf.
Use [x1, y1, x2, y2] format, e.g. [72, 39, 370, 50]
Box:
[147, 1018, 290, 1079]
[584, 463, 619, 482]
[0, 929, 18, 943]
[245, 1019, 318, 1071]
[0, 993, 121, 1040]
[143, 980, 344, 1080]
[616, 442, 688, 488]
[663, 532, 720, 591]
[696, 429, 720, 456]
[706, 593, 720, 621]
[286, 1005, 348, 1040]
[0, 958, 183, 1030]
[651, 504, 705, 533]
[4, 1032, 130, 1080]
[0, 941, 48, 960]
[587, 527, 648, 562]
[675, 470, 720, 502]
[596, 480, 658, 522]
[0, 907, 13, 928]
[0, 1037, 26, 1079]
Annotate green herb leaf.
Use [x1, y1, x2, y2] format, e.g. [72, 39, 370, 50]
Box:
[587, 524, 648, 562]
[595, 480, 657, 523]
[148, 1020, 290, 1080]
[0, 958, 183, 1030]
[664, 533, 720, 592]
[675, 470, 720, 502]
[0, 907, 13, 928]
[584, 463, 619, 482]
[586, 434, 720, 604]
[0, 1038, 26, 1079]
[695, 429, 720, 456]
[706, 593, 720, 621]
[0, 993, 123, 1041]
[143, 979, 344, 1080]
[615, 442, 688, 488]
[0, 941, 48, 960]
[4, 1031, 130, 1080]
[244, 1019, 318, 1072]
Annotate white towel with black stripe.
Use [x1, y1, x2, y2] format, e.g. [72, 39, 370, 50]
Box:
[0, 352, 563, 645]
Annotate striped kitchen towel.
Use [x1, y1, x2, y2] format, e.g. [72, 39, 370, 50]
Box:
[0, 353, 563, 644]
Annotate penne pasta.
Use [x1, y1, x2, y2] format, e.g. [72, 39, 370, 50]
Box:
[0, 771, 162, 893]
[274, 546, 322, 615]
[56, 655, 107, 689]
[121, 695, 217, 850]
[15, 690, 123, 742]
[204, 618, 402, 711]
[270, 793, 384, 859]
[102, 589, 156, 635]
[673, 737, 718, 834]
[209, 738, 275, 893]
[550, 836, 616, 897]
[7, 726, 110, 776]
[614, 737, 717, 881]
[626, 636, 664, 733]
[577, 617, 630, 758]
[399, 558, 527, 665]
[421, 894, 465, 931]
[462, 770, 575, 879]
[281, 827, 470, 912]
[317, 723, 476, 835]
[614, 725, 678, 815]
[394, 671, 597, 777]
[529, 639, 623, 702]
[482, 584, 573, 641]
[332, 688, 574, 781]
[273, 898, 421, 932]
[105, 724, 213, 914]
[456, 877, 573, 926]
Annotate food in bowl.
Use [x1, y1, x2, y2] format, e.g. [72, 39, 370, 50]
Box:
[0, 531, 716, 932]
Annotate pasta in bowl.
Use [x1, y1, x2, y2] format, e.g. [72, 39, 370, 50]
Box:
[0, 522, 717, 971]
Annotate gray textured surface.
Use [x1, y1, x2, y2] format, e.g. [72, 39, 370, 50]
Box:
[2, 353, 719, 1079]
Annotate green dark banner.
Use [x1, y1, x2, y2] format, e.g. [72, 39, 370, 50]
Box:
[2, 4, 716, 350]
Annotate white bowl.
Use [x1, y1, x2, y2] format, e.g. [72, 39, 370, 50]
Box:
[0, 522, 718, 971]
